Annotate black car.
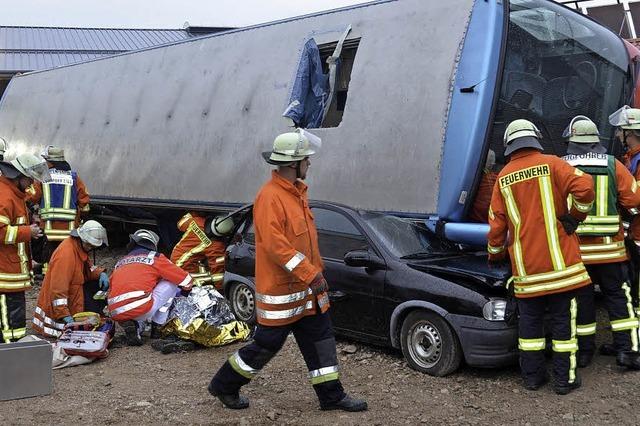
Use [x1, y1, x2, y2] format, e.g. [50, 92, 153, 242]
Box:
[222, 201, 517, 376]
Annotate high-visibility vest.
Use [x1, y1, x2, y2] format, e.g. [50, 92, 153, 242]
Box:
[564, 153, 619, 237]
[40, 169, 78, 222]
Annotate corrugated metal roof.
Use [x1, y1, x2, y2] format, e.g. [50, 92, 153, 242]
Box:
[0, 26, 196, 73]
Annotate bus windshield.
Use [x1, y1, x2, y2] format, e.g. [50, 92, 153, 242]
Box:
[487, 0, 633, 164]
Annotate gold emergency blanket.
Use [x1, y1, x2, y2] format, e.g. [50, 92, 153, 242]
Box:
[161, 285, 250, 347]
[162, 318, 250, 347]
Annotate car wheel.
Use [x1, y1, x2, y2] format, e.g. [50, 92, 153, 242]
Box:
[230, 281, 256, 324]
[400, 310, 462, 376]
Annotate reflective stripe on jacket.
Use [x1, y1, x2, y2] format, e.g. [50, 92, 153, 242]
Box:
[0, 177, 33, 292]
[108, 248, 191, 321]
[253, 171, 327, 326]
[32, 237, 104, 337]
[488, 150, 594, 298]
[563, 154, 619, 236]
[565, 156, 640, 264]
[170, 211, 226, 286]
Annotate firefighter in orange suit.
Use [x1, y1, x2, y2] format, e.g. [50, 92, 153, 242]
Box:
[0, 154, 50, 342]
[27, 146, 90, 274]
[208, 130, 367, 412]
[488, 119, 594, 395]
[561, 116, 640, 370]
[32, 220, 109, 338]
[170, 212, 229, 289]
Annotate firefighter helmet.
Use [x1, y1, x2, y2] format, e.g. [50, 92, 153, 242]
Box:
[563, 116, 600, 144]
[10, 154, 51, 182]
[41, 145, 66, 162]
[609, 105, 640, 130]
[503, 119, 544, 156]
[129, 229, 159, 251]
[72, 220, 109, 248]
[206, 215, 235, 238]
[262, 128, 321, 165]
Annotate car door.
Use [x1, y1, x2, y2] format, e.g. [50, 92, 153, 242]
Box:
[311, 206, 386, 337]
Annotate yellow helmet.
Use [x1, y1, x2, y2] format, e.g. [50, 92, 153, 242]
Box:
[262, 128, 321, 165]
[503, 119, 543, 156]
[563, 116, 600, 144]
[609, 105, 640, 130]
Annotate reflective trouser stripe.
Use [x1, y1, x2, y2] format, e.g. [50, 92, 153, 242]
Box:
[569, 298, 577, 383]
[34, 307, 65, 330]
[518, 338, 546, 351]
[2, 327, 26, 341]
[229, 351, 259, 379]
[576, 323, 596, 336]
[0, 295, 10, 343]
[309, 365, 340, 384]
[621, 282, 639, 352]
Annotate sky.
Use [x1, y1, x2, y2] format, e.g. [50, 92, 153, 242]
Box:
[0, 0, 372, 29]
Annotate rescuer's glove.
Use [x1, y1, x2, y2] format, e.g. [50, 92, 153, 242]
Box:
[559, 214, 580, 235]
[98, 272, 110, 291]
[62, 316, 74, 325]
[309, 273, 329, 295]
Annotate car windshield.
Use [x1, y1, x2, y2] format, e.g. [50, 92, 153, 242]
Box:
[360, 213, 457, 258]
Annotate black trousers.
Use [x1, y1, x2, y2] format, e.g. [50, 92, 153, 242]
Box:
[210, 310, 345, 405]
[0, 292, 26, 343]
[577, 263, 638, 355]
[518, 290, 578, 386]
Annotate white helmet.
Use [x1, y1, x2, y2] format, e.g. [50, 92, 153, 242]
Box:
[262, 128, 321, 165]
[0, 153, 52, 182]
[129, 229, 159, 251]
[71, 220, 109, 248]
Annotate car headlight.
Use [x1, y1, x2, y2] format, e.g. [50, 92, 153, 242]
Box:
[483, 299, 507, 321]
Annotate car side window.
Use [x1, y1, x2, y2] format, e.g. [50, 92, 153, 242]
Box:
[311, 207, 368, 260]
[243, 222, 255, 245]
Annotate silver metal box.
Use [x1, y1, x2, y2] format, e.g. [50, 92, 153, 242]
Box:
[0, 340, 52, 400]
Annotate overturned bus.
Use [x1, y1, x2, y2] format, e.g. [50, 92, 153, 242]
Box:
[0, 0, 636, 246]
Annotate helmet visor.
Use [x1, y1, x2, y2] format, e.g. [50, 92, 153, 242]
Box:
[609, 105, 632, 127]
[298, 128, 322, 155]
[17, 159, 51, 183]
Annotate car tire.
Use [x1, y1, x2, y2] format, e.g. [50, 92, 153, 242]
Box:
[400, 310, 462, 376]
[229, 281, 256, 324]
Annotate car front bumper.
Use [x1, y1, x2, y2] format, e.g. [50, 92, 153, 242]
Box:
[446, 313, 518, 368]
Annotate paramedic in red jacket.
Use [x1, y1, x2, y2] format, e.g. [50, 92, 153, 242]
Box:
[108, 229, 193, 346]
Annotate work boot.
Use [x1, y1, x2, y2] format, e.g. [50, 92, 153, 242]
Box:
[616, 351, 640, 370]
[320, 394, 368, 412]
[150, 322, 163, 339]
[600, 344, 617, 357]
[554, 376, 582, 396]
[121, 320, 143, 346]
[577, 351, 594, 368]
[522, 374, 549, 391]
[208, 382, 249, 409]
[151, 334, 179, 351]
[160, 339, 195, 355]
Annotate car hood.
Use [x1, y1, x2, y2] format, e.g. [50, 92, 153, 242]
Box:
[405, 252, 510, 291]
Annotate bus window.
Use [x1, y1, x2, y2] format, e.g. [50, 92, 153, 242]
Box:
[487, 0, 633, 164]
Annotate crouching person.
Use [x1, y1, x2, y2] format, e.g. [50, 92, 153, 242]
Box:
[108, 229, 193, 346]
[33, 220, 110, 338]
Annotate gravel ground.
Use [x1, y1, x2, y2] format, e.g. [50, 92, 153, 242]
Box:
[2, 247, 640, 425]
